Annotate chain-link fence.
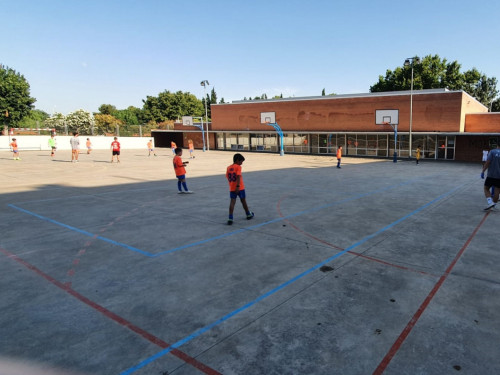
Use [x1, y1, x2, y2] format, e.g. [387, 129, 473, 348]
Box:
[3, 123, 157, 137]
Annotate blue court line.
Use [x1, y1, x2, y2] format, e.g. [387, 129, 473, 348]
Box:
[120, 184, 462, 374]
[7, 176, 435, 259]
[152, 177, 421, 256]
[7, 204, 153, 257]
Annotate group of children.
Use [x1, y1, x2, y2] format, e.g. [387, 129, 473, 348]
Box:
[173, 147, 254, 225]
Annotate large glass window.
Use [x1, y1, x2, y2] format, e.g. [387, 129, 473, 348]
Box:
[294, 133, 309, 153]
[377, 134, 388, 157]
[216, 133, 225, 149]
[367, 135, 377, 156]
[264, 134, 278, 152]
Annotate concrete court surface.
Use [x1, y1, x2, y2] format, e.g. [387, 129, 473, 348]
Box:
[0, 147, 499, 375]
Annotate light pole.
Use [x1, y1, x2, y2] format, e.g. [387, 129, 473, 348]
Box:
[200, 80, 210, 151]
[404, 56, 421, 159]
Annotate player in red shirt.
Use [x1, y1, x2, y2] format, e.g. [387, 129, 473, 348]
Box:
[111, 137, 121, 163]
[226, 153, 254, 225]
[173, 147, 192, 193]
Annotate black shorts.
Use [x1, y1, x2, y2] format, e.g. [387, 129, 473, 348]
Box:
[484, 177, 500, 188]
[112, 150, 120, 156]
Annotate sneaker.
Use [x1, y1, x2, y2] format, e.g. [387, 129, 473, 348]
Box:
[484, 203, 496, 211]
[184, 190, 194, 194]
[227, 218, 233, 225]
[177, 191, 184, 194]
[246, 212, 255, 220]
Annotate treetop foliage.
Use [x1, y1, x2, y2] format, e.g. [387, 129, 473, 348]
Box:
[0, 64, 36, 126]
[370, 54, 498, 109]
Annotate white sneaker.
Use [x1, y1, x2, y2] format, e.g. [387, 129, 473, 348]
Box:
[484, 203, 496, 211]
[177, 191, 184, 194]
[184, 190, 194, 194]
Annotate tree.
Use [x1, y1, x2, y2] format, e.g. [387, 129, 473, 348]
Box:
[98, 104, 117, 115]
[370, 54, 498, 108]
[0, 64, 36, 127]
[114, 106, 142, 125]
[321, 88, 325, 96]
[94, 113, 121, 135]
[65, 109, 95, 134]
[142, 90, 204, 123]
[492, 98, 500, 112]
[18, 109, 50, 127]
[44, 113, 66, 133]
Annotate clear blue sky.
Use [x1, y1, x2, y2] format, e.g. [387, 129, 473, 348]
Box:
[3, 0, 499, 115]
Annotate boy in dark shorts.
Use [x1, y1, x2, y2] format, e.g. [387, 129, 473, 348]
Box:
[111, 137, 121, 163]
[173, 147, 192, 193]
[481, 143, 500, 210]
[226, 153, 254, 225]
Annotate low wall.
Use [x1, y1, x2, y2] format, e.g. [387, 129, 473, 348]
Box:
[0, 135, 152, 151]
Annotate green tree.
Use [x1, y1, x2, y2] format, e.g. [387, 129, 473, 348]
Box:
[491, 98, 500, 112]
[18, 109, 50, 127]
[321, 88, 325, 96]
[0, 64, 36, 128]
[98, 104, 117, 115]
[142, 90, 203, 123]
[370, 54, 498, 108]
[114, 106, 142, 125]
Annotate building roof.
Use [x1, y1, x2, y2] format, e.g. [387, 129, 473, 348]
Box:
[217, 88, 461, 106]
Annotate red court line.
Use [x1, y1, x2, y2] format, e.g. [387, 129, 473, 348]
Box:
[0, 247, 221, 375]
[276, 195, 435, 277]
[372, 211, 491, 374]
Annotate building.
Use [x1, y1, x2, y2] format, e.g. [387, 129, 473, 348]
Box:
[152, 88, 500, 162]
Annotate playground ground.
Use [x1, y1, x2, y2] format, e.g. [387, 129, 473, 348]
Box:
[0, 148, 499, 375]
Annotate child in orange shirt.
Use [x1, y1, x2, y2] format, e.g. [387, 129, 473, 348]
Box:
[226, 153, 254, 225]
[147, 139, 157, 156]
[188, 139, 195, 158]
[10, 138, 20, 160]
[173, 147, 192, 194]
[86, 138, 92, 154]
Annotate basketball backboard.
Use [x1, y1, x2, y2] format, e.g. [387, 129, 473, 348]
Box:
[375, 109, 399, 125]
[182, 116, 193, 126]
[261, 112, 276, 124]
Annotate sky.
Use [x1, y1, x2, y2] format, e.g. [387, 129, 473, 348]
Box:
[3, 0, 500, 115]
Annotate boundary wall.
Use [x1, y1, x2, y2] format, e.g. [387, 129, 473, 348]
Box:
[0, 135, 151, 151]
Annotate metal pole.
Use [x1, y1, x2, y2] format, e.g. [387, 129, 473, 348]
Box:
[409, 66, 414, 159]
[204, 86, 209, 151]
[201, 118, 206, 151]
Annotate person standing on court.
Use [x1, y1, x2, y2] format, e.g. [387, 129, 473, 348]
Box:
[48, 134, 57, 158]
[111, 136, 121, 163]
[70, 132, 80, 162]
[171, 141, 177, 155]
[482, 148, 489, 166]
[86, 138, 92, 154]
[336, 146, 342, 168]
[173, 147, 192, 193]
[188, 139, 195, 158]
[416, 145, 421, 165]
[147, 139, 157, 156]
[226, 153, 254, 225]
[481, 143, 500, 210]
[10, 138, 20, 160]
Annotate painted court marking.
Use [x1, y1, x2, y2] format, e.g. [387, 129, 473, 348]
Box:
[7, 174, 438, 259]
[120, 184, 464, 374]
[372, 211, 491, 374]
[0, 246, 221, 375]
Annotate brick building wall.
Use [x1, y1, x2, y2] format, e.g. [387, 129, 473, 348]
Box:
[212, 90, 483, 133]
